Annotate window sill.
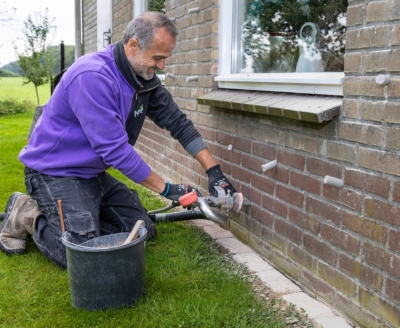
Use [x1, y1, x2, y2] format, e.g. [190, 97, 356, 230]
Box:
[157, 74, 165, 85]
[197, 90, 342, 123]
[215, 73, 344, 96]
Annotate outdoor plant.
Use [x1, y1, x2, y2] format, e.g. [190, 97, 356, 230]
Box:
[0, 98, 34, 116]
[14, 9, 56, 105]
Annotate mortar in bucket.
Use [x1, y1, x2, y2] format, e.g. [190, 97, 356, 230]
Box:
[61, 226, 147, 311]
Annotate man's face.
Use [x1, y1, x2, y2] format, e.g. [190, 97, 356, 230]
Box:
[126, 28, 176, 80]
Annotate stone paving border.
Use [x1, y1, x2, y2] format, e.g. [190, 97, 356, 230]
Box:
[191, 219, 352, 328]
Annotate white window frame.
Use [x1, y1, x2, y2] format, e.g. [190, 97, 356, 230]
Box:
[217, 0, 344, 96]
[97, 0, 112, 51]
[134, 0, 148, 17]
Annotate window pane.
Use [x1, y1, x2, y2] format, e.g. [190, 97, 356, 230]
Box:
[148, 0, 165, 13]
[234, 0, 347, 73]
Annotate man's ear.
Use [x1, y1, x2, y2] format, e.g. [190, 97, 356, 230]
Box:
[127, 38, 140, 54]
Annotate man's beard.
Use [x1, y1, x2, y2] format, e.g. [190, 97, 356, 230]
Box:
[127, 56, 156, 81]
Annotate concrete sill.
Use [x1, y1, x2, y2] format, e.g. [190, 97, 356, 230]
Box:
[197, 91, 342, 123]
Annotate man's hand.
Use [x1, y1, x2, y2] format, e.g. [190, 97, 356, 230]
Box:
[160, 182, 202, 202]
[206, 164, 237, 196]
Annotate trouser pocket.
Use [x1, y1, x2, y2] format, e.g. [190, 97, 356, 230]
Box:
[64, 212, 97, 244]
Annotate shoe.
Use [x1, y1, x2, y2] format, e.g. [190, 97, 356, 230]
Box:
[0, 192, 41, 255]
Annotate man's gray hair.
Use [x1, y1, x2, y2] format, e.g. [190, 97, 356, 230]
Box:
[123, 12, 178, 50]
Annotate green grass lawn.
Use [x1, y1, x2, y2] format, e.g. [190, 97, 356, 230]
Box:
[0, 77, 51, 106]
[0, 80, 313, 327]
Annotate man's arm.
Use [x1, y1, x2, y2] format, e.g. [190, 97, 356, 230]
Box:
[139, 171, 166, 193]
[194, 148, 217, 171]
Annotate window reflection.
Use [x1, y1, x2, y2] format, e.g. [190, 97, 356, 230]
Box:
[235, 0, 348, 73]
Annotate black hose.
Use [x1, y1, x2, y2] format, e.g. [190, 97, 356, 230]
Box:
[150, 210, 206, 223]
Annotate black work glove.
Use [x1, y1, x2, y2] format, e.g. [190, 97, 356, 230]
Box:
[206, 164, 237, 197]
[160, 182, 202, 202]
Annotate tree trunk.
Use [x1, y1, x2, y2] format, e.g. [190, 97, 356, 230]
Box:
[35, 85, 40, 105]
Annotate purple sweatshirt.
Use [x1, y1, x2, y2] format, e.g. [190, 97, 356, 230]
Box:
[19, 42, 205, 183]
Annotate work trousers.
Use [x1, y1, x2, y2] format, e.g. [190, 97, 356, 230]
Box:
[24, 167, 156, 269]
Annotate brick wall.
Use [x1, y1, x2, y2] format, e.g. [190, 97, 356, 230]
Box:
[82, 0, 97, 54]
[112, 0, 133, 43]
[135, 1, 400, 327]
[80, 0, 400, 326]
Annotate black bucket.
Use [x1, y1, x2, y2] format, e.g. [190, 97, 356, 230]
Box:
[62, 227, 147, 311]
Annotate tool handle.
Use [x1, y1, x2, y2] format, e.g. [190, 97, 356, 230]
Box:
[179, 191, 198, 207]
[123, 220, 144, 245]
[58, 200, 65, 233]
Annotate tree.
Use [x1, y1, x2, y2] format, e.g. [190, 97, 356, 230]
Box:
[15, 9, 56, 105]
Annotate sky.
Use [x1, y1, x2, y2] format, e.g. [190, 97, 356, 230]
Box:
[0, 0, 75, 66]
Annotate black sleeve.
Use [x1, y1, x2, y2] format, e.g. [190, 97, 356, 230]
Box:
[146, 84, 202, 149]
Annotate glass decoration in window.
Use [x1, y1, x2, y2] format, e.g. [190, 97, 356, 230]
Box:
[234, 0, 348, 73]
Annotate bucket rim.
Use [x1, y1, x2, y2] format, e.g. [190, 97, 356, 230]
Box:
[61, 226, 147, 253]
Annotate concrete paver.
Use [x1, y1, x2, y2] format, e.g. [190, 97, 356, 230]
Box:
[191, 219, 352, 328]
[232, 252, 274, 273]
[215, 237, 254, 254]
[257, 270, 302, 294]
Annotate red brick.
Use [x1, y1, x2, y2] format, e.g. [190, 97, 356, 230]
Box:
[276, 149, 305, 170]
[303, 234, 337, 265]
[305, 196, 341, 225]
[287, 243, 317, 272]
[251, 174, 275, 195]
[221, 148, 241, 164]
[239, 184, 261, 205]
[275, 218, 302, 244]
[386, 278, 400, 303]
[251, 205, 274, 228]
[389, 230, 400, 254]
[197, 126, 216, 142]
[306, 157, 342, 178]
[242, 154, 263, 172]
[321, 223, 360, 254]
[393, 181, 400, 203]
[343, 210, 387, 245]
[290, 171, 321, 195]
[334, 293, 383, 328]
[359, 287, 400, 328]
[260, 226, 286, 252]
[252, 142, 276, 160]
[301, 269, 336, 298]
[288, 207, 320, 234]
[264, 166, 289, 183]
[232, 166, 251, 184]
[339, 254, 383, 291]
[232, 135, 252, 154]
[262, 194, 287, 218]
[276, 184, 304, 208]
[344, 168, 390, 197]
[365, 198, 400, 227]
[363, 242, 400, 279]
[319, 262, 357, 297]
[323, 185, 363, 212]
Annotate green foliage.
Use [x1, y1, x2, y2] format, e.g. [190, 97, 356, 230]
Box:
[1, 44, 75, 76]
[0, 98, 34, 116]
[46, 44, 75, 75]
[148, 0, 166, 12]
[15, 9, 56, 105]
[0, 69, 18, 77]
